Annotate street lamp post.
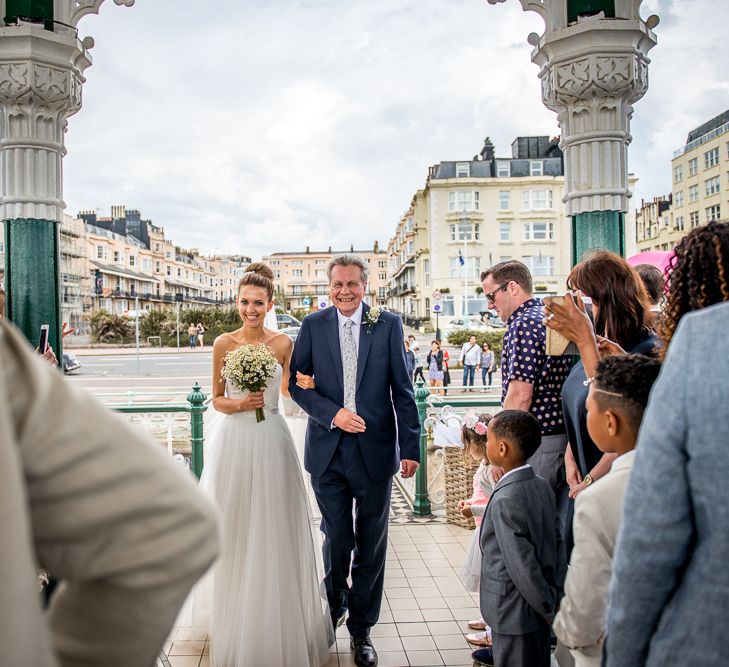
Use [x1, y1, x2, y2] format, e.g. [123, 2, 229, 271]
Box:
[487, 0, 659, 263]
[0, 0, 136, 351]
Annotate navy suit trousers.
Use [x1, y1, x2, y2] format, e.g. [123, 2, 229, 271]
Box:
[310, 433, 391, 638]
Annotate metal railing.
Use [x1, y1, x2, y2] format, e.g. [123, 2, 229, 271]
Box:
[410, 379, 501, 516]
[108, 385, 208, 478]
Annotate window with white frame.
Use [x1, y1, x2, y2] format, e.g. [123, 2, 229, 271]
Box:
[448, 191, 480, 212]
[449, 256, 480, 278]
[291, 260, 303, 266]
[707, 204, 721, 221]
[407, 240, 414, 256]
[129, 255, 136, 267]
[440, 295, 455, 316]
[523, 221, 554, 241]
[690, 211, 699, 227]
[674, 164, 684, 182]
[377, 272, 386, 280]
[315, 259, 326, 265]
[689, 184, 699, 202]
[406, 217, 414, 231]
[688, 157, 698, 176]
[292, 269, 303, 277]
[705, 176, 720, 196]
[523, 255, 554, 276]
[449, 222, 480, 241]
[113, 250, 124, 263]
[499, 190, 510, 211]
[705, 147, 719, 168]
[96, 245, 107, 260]
[270, 260, 280, 266]
[315, 269, 326, 277]
[456, 162, 470, 178]
[674, 190, 684, 207]
[496, 161, 510, 177]
[530, 161, 543, 176]
[378, 260, 386, 268]
[499, 222, 511, 242]
[500, 255, 512, 262]
[423, 258, 430, 287]
[675, 215, 685, 231]
[378, 287, 387, 299]
[523, 189, 554, 210]
[292, 285, 303, 295]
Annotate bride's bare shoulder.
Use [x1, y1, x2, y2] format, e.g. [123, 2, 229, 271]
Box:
[214, 331, 240, 351]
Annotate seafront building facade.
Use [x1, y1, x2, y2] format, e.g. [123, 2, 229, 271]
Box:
[386, 136, 571, 323]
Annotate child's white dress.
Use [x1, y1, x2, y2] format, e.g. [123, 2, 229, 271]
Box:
[460, 462, 496, 591]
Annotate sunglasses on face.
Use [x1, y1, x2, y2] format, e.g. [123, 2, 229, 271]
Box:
[485, 282, 509, 305]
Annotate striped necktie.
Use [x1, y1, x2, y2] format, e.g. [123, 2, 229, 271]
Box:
[343, 319, 357, 413]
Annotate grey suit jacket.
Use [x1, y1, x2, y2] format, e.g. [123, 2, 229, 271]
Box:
[0, 321, 219, 667]
[605, 302, 729, 666]
[479, 466, 564, 635]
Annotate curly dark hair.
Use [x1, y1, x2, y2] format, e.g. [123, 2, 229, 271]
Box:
[658, 220, 729, 356]
[461, 413, 493, 462]
[489, 410, 541, 461]
[592, 354, 662, 432]
[567, 251, 652, 348]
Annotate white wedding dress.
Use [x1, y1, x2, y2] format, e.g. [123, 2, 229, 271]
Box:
[184, 364, 333, 666]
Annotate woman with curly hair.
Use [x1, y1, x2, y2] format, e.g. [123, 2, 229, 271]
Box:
[658, 220, 729, 352]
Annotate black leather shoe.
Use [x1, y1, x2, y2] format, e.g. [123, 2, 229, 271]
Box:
[350, 635, 378, 667]
[471, 647, 494, 666]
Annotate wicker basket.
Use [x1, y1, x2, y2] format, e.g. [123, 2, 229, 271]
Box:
[443, 446, 480, 530]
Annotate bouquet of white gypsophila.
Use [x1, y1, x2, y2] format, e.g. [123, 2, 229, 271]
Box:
[220, 343, 278, 423]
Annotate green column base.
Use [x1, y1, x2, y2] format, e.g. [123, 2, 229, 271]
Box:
[4, 217, 62, 356]
[571, 210, 624, 265]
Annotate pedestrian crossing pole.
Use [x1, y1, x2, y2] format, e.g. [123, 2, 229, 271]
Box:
[486, 0, 659, 262]
[0, 1, 136, 348]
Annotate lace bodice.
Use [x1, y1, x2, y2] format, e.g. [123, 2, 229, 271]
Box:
[225, 363, 283, 412]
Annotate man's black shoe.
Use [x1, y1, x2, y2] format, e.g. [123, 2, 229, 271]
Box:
[350, 635, 378, 667]
[471, 646, 494, 666]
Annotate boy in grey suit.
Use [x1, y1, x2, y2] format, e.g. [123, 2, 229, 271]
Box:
[475, 410, 564, 667]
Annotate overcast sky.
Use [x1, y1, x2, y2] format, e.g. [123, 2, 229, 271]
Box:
[63, 0, 729, 259]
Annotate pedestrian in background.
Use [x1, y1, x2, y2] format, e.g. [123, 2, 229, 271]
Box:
[404, 339, 415, 381]
[478, 341, 495, 389]
[187, 323, 197, 350]
[460, 334, 481, 391]
[196, 322, 205, 348]
[426, 339, 444, 395]
[409, 335, 425, 384]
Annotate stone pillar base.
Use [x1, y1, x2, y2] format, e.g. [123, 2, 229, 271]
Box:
[571, 210, 624, 265]
[4, 217, 61, 355]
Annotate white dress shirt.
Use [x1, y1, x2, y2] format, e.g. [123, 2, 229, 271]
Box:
[336, 302, 363, 361]
[460, 341, 482, 366]
[496, 463, 531, 487]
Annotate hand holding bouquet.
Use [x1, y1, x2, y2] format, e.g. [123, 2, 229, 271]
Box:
[221, 343, 278, 422]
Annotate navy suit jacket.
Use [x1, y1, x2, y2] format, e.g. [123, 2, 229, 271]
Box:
[289, 304, 420, 481]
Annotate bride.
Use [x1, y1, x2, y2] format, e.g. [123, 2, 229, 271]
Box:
[191, 263, 333, 666]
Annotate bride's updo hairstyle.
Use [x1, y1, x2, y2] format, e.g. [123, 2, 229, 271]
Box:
[238, 262, 274, 301]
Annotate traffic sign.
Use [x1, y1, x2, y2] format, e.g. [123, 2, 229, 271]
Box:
[319, 301, 328, 309]
[302, 297, 311, 306]
[432, 304, 442, 313]
[432, 290, 442, 301]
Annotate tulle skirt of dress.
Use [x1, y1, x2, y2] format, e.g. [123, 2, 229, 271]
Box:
[182, 409, 333, 667]
[460, 527, 482, 593]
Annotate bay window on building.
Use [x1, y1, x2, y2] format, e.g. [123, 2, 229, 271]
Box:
[448, 191, 480, 212]
[449, 256, 480, 278]
[523, 221, 555, 241]
[523, 255, 554, 276]
[449, 221, 480, 241]
[522, 189, 554, 210]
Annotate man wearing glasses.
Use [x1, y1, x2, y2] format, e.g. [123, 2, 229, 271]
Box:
[480, 261, 571, 507]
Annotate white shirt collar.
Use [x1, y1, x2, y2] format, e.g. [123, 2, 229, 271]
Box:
[498, 463, 531, 485]
[336, 302, 364, 327]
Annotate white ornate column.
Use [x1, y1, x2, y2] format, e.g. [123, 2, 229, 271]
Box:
[487, 0, 658, 261]
[0, 0, 135, 349]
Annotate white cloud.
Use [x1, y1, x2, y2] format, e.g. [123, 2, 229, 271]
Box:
[62, 0, 729, 258]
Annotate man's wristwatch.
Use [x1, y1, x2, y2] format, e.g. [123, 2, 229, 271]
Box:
[583, 474, 594, 487]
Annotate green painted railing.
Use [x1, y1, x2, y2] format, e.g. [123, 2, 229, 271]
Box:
[412, 379, 501, 516]
[111, 383, 208, 479]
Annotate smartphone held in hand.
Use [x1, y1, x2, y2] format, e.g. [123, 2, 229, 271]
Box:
[38, 324, 49, 354]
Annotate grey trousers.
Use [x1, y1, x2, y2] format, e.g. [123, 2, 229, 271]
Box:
[527, 433, 568, 492]
[492, 627, 551, 667]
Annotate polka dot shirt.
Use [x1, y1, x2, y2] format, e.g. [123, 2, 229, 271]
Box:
[501, 298, 571, 436]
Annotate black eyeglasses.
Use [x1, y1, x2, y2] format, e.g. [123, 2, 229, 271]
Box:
[485, 282, 508, 305]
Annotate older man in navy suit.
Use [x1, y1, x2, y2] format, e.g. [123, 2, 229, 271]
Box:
[290, 254, 420, 667]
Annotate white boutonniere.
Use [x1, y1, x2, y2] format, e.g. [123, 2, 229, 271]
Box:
[365, 306, 386, 333]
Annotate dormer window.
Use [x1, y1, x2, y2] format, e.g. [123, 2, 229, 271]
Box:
[456, 162, 470, 178]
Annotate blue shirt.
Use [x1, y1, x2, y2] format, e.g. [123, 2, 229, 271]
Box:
[501, 298, 570, 436]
